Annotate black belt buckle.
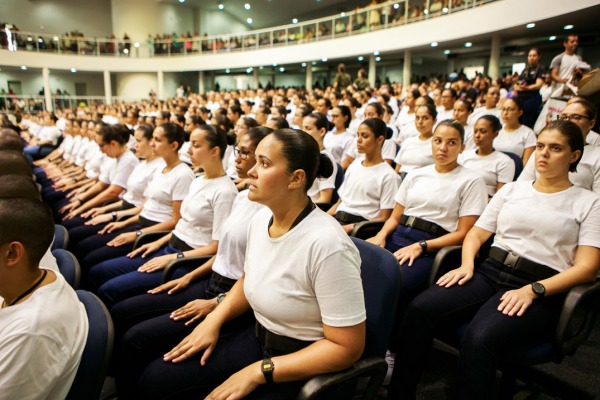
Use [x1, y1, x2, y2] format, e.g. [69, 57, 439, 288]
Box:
[503, 251, 520, 270]
[404, 215, 416, 228]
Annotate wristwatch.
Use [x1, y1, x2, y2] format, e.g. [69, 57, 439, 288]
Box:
[111, 211, 118, 221]
[261, 358, 275, 384]
[418, 240, 428, 253]
[216, 293, 226, 304]
[531, 282, 545, 297]
[176, 252, 185, 259]
[135, 230, 143, 237]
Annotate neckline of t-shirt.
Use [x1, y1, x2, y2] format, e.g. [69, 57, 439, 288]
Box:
[266, 207, 318, 242]
[528, 181, 576, 196]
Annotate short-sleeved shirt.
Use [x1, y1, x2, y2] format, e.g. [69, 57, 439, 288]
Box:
[494, 125, 536, 158]
[517, 64, 546, 98]
[394, 136, 434, 173]
[324, 130, 355, 164]
[459, 149, 515, 196]
[308, 151, 337, 202]
[140, 163, 195, 223]
[122, 158, 165, 207]
[99, 150, 140, 190]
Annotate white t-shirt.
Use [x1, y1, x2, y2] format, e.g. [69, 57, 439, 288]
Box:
[436, 108, 454, 123]
[58, 134, 74, 156]
[122, 158, 165, 207]
[140, 163, 195, 223]
[173, 174, 238, 249]
[476, 181, 600, 272]
[244, 207, 366, 341]
[468, 106, 502, 126]
[462, 125, 476, 151]
[324, 130, 355, 164]
[394, 135, 434, 173]
[65, 135, 82, 162]
[99, 150, 139, 190]
[518, 145, 600, 194]
[308, 151, 337, 202]
[347, 138, 397, 162]
[0, 271, 88, 400]
[178, 142, 192, 165]
[459, 149, 515, 196]
[74, 137, 91, 166]
[337, 161, 401, 220]
[587, 130, 600, 147]
[494, 125, 536, 158]
[212, 190, 265, 280]
[223, 145, 238, 179]
[395, 108, 417, 144]
[38, 126, 62, 146]
[395, 164, 488, 232]
[84, 150, 104, 179]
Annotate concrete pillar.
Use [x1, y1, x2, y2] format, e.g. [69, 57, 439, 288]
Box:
[209, 71, 216, 91]
[305, 65, 313, 90]
[157, 70, 164, 100]
[42, 67, 53, 112]
[489, 34, 501, 80]
[403, 49, 412, 90]
[103, 70, 112, 105]
[368, 55, 376, 89]
[253, 69, 260, 89]
[198, 71, 205, 94]
[447, 58, 456, 75]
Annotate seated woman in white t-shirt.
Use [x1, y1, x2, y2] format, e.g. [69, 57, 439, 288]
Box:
[388, 119, 600, 399]
[495, 97, 536, 166]
[468, 86, 501, 126]
[178, 115, 203, 166]
[134, 129, 365, 400]
[303, 112, 338, 204]
[459, 115, 515, 197]
[368, 121, 487, 356]
[394, 104, 437, 175]
[519, 99, 600, 193]
[453, 99, 475, 151]
[111, 127, 272, 399]
[223, 117, 258, 182]
[329, 118, 401, 233]
[89, 125, 239, 308]
[323, 105, 354, 164]
[395, 89, 420, 144]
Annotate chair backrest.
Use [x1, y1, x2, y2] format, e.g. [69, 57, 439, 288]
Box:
[52, 224, 69, 250]
[67, 290, 114, 400]
[351, 237, 402, 358]
[501, 151, 523, 180]
[330, 162, 345, 204]
[52, 249, 81, 289]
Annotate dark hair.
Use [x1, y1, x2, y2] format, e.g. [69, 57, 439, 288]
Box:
[0, 174, 40, 199]
[365, 102, 384, 118]
[454, 99, 473, 113]
[173, 114, 185, 125]
[187, 115, 205, 127]
[318, 98, 332, 109]
[529, 47, 540, 56]
[361, 118, 391, 140]
[505, 96, 524, 111]
[346, 97, 360, 109]
[435, 120, 465, 143]
[135, 124, 154, 141]
[409, 89, 421, 100]
[540, 119, 584, 172]
[212, 115, 233, 133]
[443, 88, 457, 99]
[159, 122, 186, 150]
[48, 113, 58, 123]
[257, 105, 270, 116]
[111, 124, 133, 145]
[335, 105, 351, 128]
[416, 103, 438, 120]
[476, 115, 502, 133]
[305, 112, 331, 132]
[0, 197, 53, 267]
[297, 104, 314, 119]
[0, 128, 24, 152]
[269, 117, 290, 130]
[0, 151, 32, 177]
[272, 105, 288, 116]
[198, 124, 228, 159]
[158, 111, 171, 120]
[273, 129, 334, 191]
[240, 117, 259, 129]
[247, 126, 273, 148]
[229, 104, 242, 117]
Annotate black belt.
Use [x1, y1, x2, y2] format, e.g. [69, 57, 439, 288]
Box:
[121, 200, 136, 211]
[138, 215, 159, 228]
[335, 211, 367, 224]
[399, 215, 449, 237]
[168, 233, 194, 251]
[255, 322, 314, 357]
[488, 247, 558, 280]
[211, 271, 237, 291]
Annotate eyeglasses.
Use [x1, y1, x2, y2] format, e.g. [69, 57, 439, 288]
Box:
[501, 107, 518, 113]
[560, 114, 590, 122]
[233, 147, 254, 160]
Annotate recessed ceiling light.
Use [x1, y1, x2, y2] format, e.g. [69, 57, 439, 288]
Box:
[279, 67, 285, 72]
[549, 36, 557, 41]
[373, 51, 379, 56]
[179, 0, 185, 3]
[21, 66, 27, 70]
[218, 3, 224, 10]
[340, 12, 346, 17]
[423, 9, 428, 14]
[393, 3, 399, 9]
[301, 62, 307, 67]
[123, 48, 129, 54]
[464, 42, 472, 48]
[246, 17, 253, 24]
[244, 3, 251, 10]
[292, 18, 298, 24]
[134, 42, 140, 48]
[273, 63, 278, 67]
[322, 57, 328, 62]
[259, 66, 264, 69]
[312, 61, 317, 65]
[225, 68, 230, 73]
[358, 56, 364, 61]
[442, 7, 448, 13]
[430, 42, 438, 47]
[375, 56, 381, 62]
[71, 68, 77, 73]
[443, 50, 451, 55]
[526, 23, 535, 28]
[564, 24, 574, 30]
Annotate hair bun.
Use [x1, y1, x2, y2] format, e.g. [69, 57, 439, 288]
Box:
[316, 153, 334, 179]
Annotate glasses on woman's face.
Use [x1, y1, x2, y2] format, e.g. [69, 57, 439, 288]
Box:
[501, 107, 517, 113]
[560, 113, 590, 122]
[234, 146, 254, 160]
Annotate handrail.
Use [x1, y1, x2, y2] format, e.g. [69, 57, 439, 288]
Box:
[1, 0, 496, 58]
[0, 94, 148, 113]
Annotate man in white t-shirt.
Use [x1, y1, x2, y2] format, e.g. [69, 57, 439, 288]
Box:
[550, 34, 583, 98]
[0, 189, 88, 399]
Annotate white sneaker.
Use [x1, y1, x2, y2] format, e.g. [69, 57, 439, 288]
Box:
[383, 350, 395, 385]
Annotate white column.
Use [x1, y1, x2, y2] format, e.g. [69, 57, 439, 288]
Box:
[403, 50, 412, 90]
[42, 67, 53, 112]
[253, 69, 260, 89]
[368, 55, 376, 88]
[489, 34, 501, 80]
[157, 70, 164, 100]
[103, 70, 112, 105]
[198, 71, 205, 94]
[305, 65, 313, 91]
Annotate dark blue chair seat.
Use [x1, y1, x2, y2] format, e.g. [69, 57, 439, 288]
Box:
[52, 248, 81, 289]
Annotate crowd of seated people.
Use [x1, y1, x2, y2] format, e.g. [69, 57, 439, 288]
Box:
[2, 47, 599, 398]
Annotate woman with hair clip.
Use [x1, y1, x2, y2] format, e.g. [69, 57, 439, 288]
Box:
[66, 124, 165, 249]
[60, 124, 139, 223]
[110, 127, 273, 399]
[89, 125, 238, 308]
[394, 103, 437, 175]
[495, 97, 536, 165]
[302, 112, 338, 204]
[323, 105, 353, 164]
[130, 129, 365, 400]
[74, 122, 194, 275]
[459, 115, 515, 197]
[388, 119, 600, 400]
[329, 118, 401, 233]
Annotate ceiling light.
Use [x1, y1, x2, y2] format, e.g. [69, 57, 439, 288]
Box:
[244, 3, 251, 10]
[179, 0, 185, 3]
[322, 57, 328, 62]
[464, 42, 472, 48]
[526, 23, 535, 28]
[246, 17, 253, 24]
[218, 3, 224, 10]
[292, 18, 298, 24]
[301, 62, 307, 67]
[393, 3, 399, 9]
[134, 42, 140, 48]
[273, 63, 278, 67]
[259, 66, 264, 69]
[430, 42, 438, 47]
[373, 51, 379, 56]
[423, 9, 428, 14]
[549, 36, 557, 41]
[443, 50, 451, 55]
[341, 12, 346, 16]
[563, 24, 574, 30]
[71, 68, 77, 73]
[123, 48, 129, 54]
[358, 56, 364, 61]
[279, 67, 285, 72]
[21, 66, 27, 70]
[442, 7, 448, 13]
[312, 61, 317, 65]
[225, 68, 230, 73]
[375, 56, 381, 62]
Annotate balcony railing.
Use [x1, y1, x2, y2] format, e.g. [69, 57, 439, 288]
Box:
[1, 0, 496, 58]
